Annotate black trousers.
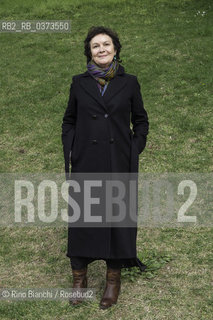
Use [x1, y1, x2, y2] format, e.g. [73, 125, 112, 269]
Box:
[70, 256, 124, 270]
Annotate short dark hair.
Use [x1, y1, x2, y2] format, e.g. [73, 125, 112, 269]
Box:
[84, 26, 122, 64]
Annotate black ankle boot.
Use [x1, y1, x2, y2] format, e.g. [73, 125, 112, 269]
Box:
[100, 267, 121, 309]
[69, 267, 88, 305]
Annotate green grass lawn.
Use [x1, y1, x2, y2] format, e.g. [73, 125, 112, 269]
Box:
[0, 0, 212, 319]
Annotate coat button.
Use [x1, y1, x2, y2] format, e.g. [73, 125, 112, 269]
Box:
[110, 138, 114, 143]
[104, 114, 109, 118]
[92, 114, 97, 119]
[92, 139, 97, 144]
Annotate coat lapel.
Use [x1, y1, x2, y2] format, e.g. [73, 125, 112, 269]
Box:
[79, 65, 127, 112]
[103, 74, 127, 106]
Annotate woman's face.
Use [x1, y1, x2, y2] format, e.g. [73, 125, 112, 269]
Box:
[90, 33, 117, 68]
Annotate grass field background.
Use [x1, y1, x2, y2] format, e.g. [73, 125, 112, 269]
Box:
[0, 0, 212, 319]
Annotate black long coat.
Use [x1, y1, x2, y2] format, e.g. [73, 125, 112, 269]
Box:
[62, 64, 149, 270]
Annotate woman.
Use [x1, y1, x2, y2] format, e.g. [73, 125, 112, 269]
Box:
[61, 26, 149, 309]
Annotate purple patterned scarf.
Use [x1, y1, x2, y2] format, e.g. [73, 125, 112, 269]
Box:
[87, 59, 119, 95]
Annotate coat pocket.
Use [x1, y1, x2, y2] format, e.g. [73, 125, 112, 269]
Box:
[70, 136, 79, 165]
[70, 138, 91, 167]
[129, 132, 139, 172]
[132, 137, 140, 154]
[62, 127, 75, 173]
